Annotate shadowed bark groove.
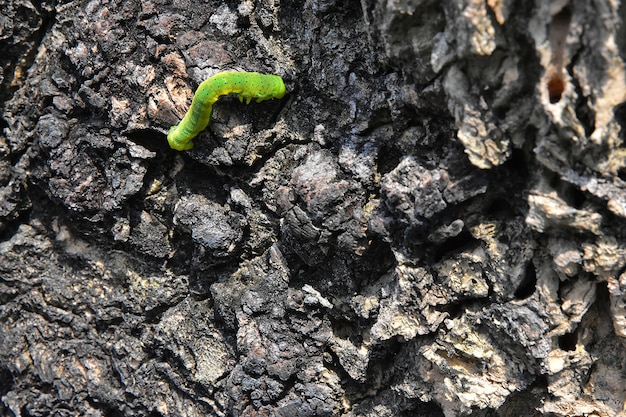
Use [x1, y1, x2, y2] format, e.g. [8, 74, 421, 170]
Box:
[1, 0, 626, 416]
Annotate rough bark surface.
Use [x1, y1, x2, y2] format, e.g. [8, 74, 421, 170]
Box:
[1, 0, 626, 416]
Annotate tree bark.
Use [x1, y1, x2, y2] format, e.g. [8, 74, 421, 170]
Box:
[1, 0, 626, 416]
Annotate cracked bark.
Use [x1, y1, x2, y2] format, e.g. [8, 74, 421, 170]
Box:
[1, 0, 626, 416]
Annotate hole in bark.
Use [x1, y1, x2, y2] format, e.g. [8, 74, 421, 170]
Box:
[377, 142, 403, 176]
[432, 230, 478, 262]
[551, 7, 572, 39]
[547, 75, 565, 103]
[332, 319, 364, 346]
[546, 6, 571, 104]
[439, 300, 464, 320]
[514, 261, 537, 299]
[558, 330, 578, 351]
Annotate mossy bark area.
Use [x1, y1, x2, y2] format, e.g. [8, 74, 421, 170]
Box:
[1, 1, 626, 416]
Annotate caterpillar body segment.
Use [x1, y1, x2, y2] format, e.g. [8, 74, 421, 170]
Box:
[167, 71, 286, 151]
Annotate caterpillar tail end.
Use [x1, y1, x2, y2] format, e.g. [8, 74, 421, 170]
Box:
[167, 126, 194, 151]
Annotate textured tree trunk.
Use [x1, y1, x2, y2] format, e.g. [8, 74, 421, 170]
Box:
[1, 0, 626, 416]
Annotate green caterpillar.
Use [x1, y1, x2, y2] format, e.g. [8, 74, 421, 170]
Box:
[167, 71, 286, 151]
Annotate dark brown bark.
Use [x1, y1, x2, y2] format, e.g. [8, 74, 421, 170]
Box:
[1, 0, 625, 416]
